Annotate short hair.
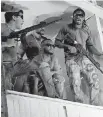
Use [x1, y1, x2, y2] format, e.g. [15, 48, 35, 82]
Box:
[5, 10, 23, 23]
[73, 8, 85, 17]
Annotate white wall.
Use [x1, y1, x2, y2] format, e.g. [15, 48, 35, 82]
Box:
[6, 90, 103, 117]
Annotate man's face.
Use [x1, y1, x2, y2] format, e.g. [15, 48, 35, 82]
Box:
[43, 40, 55, 55]
[73, 11, 85, 25]
[15, 12, 24, 29]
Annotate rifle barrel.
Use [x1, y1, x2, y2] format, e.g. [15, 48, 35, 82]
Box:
[80, 44, 103, 74]
[2, 18, 61, 41]
[10, 18, 62, 38]
[64, 33, 103, 74]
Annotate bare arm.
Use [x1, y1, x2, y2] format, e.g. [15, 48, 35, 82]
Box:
[55, 39, 77, 53]
[85, 28, 103, 56]
[87, 45, 102, 56]
[55, 26, 69, 49]
[55, 25, 77, 53]
[86, 38, 102, 56]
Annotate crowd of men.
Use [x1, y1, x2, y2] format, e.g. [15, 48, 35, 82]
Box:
[1, 7, 103, 105]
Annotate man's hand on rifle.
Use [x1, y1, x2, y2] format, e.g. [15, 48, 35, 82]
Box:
[74, 43, 83, 53]
[10, 32, 27, 39]
[64, 44, 77, 53]
[2, 32, 23, 42]
[9, 32, 20, 38]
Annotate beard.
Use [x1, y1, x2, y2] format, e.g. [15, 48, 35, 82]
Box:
[73, 19, 84, 26]
[44, 48, 53, 55]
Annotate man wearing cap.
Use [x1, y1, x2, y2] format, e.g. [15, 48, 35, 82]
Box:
[31, 39, 65, 98]
[1, 10, 24, 90]
[1, 9, 24, 117]
[55, 8, 103, 105]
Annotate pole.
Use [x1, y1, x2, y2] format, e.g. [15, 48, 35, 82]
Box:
[63, 106, 68, 117]
[1, 63, 9, 117]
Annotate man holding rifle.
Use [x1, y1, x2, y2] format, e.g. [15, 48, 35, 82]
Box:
[55, 8, 103, 105]
[1, 8, 24, 117]
[1, 11, 61, 94]
[1, 9, 24, 90]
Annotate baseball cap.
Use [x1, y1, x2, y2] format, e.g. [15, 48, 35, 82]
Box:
[73, 8, 85, 17]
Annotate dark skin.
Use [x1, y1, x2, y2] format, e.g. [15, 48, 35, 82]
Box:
[55, 39, 77, 54]
[86, 43, 102, 56]
[55, 36, 103, 59]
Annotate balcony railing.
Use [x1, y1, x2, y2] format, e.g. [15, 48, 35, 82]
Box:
[6, 90, 103, 117]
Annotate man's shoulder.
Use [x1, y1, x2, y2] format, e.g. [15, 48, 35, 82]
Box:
[1, 23, 6, 28]
[1, 23, 12, 37]
[68, 23, 73, 27]
[1, 23, 5, 27]
[62, 23, 71, 28]
[61, 23, 73, 31]
[1, 23, 8, 33]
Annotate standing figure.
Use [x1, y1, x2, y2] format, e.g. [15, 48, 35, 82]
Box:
[55, 8, 103, 105]
[1, 9, 24, 117]
[1, 10, 24, 90]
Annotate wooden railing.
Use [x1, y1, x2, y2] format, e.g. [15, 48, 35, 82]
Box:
[6, 90, 103, 117]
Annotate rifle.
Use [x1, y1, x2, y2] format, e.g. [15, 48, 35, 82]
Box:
[2, 18, 62, 42]
[64, 33, 103, 74]
[76, 43, 103, 74]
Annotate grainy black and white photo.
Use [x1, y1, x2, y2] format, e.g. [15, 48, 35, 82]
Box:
[1, 0, 103, 117]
